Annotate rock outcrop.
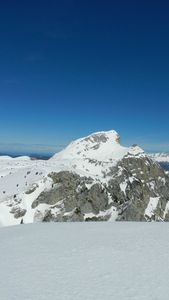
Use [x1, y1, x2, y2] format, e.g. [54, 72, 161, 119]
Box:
[31, 147, 169, 222]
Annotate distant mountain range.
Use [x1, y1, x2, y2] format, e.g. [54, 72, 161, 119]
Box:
[0, 152, 51, 160]
[0, 130, 169, 226]
[148, 153, 169, 171]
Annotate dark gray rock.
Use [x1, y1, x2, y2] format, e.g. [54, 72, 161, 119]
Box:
[30, 153, 169, 223]
[10, 207, 27, 219]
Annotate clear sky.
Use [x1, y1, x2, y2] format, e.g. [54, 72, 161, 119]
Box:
[0, 0, 169, 153]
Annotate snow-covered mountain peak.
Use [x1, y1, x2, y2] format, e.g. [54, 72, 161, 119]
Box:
[65, 130, 121, 154]
[51, 129, 126, 162]
[81, 129, 121, 145]
[127, 144, 145, 157]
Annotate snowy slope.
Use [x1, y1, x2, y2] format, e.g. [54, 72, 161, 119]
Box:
[0, 156, 50, 198]
[0, 156, 54, 226]
[51, 130, 126, 161]
[0, 222, 169, 300]
[50, 130, 132, 177]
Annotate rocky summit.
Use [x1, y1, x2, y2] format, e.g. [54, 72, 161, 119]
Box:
[0, 130, 169, 226]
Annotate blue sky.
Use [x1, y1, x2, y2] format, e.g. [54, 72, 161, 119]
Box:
[0, 0, 169, 153]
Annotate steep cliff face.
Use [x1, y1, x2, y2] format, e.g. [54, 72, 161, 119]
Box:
[109, 151, 169, 221]
[0, 130, 169, 226]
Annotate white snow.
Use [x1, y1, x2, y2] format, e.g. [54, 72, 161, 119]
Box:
[52, 131, 127, 162]
[50, 129, 130, 177]
[144, 197, 160, 219]
[129, 176, 135, 183]
[0, 177, 53, 227]
[128, 145, 145, 156]
[120, 181, 127, 194]
[163, 202, 169, 219]
[0, 222, 169, 300]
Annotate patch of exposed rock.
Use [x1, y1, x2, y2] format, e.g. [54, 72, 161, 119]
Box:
[32, 171, 110, 222]
[31, 154, 169, 223]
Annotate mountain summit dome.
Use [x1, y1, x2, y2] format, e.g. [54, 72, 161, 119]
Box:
[80, 130, 121, 145]
[51, 129, 127, 165]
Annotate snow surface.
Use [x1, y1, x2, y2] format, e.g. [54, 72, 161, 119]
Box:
[120, 181, 127, 194]
[144, 197, 160, 219]
[51, 130, 127, 161]
[0, 222, 169, 300]
[50, 130, 130, 177]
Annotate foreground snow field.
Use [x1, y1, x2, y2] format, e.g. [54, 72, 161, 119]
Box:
[0, 222, 169, 300]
